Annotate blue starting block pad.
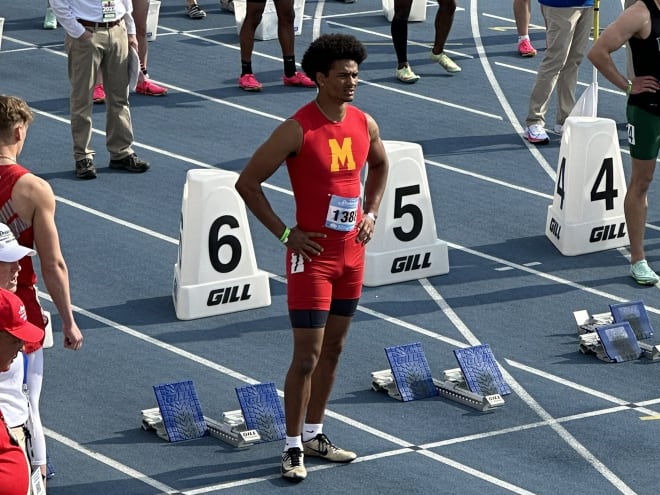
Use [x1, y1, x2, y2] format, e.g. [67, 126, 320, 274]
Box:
[453, 344, 511, 396]
[236, 382, 286, 442]
[371, 342, 505, 411]
[141, 380, 261, 447]
[152, 380, 208, 442]
[596, 322, 642, 363]
[574, 306, 660, 361]
[609, 300, 654, 341]
[385, 342, 438, 401]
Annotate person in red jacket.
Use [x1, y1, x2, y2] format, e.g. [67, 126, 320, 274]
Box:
[0, 288, 44, 495]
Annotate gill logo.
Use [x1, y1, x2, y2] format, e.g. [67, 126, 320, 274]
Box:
[328, 137, 356, 172]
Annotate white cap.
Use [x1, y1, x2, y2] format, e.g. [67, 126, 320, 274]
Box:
[0, 223, 35, 262]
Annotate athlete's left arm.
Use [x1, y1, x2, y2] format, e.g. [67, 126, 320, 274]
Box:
[15, 175, 83, 350]
[363, 113, 388, 218]
[356, 113, 388, 245]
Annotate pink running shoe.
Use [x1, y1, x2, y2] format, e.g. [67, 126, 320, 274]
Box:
[135, 79, 168, 96]
[238, 73, 263, 92]
[282, 72, 315, 88]
[93, 83, 105, 104]
[518, 39, 537, 57]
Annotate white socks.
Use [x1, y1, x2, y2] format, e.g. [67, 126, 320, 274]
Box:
[284, 423, 324, 452]
[302, 423, 323, 442]
[284, 436, 303, 451]
[518, 35, 530, 43]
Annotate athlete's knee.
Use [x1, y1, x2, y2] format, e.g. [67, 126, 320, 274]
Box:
[290, 353, 320, 376]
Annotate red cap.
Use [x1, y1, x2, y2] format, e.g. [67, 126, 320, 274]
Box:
[0, 288, 44, 343]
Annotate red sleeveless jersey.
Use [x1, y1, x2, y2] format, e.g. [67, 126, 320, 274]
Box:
[0, 164, 37, 289]
[0, 164, 45, 352]
[286, 102, 370, 238]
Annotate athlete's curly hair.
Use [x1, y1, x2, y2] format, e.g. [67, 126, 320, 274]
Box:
[301, 34, 367, 84]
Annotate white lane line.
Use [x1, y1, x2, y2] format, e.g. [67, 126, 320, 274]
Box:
[481, 12, 546, 31]
[40, 281, 654, 494]
[495, 61, 625, 96]
[313, 0, 325, 40]
[45, 428, 181, 494]
[38, 293, 533, 495]
[420, 278, 637, 495]
[505, 360, 660, 416]
[421, 405, 632, 449]
[322, 20, 503, 120]
[425, 159, 553, 199]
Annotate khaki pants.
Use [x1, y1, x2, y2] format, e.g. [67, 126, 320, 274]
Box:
[64, 21, 134, 162]
[525, 5, 593, 127]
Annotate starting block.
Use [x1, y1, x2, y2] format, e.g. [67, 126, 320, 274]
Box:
[141, 408, 261, 448]
[141, 380, 261, 447]
[173, 169, 271, 320]
[574, 300, 660, 362]
[384, 342, 439, 401]
[235, 382, 286, 442]
[364, 141, 449, 286]
[371, 342, 507, 412]
[545, 117, 629, 256]
[151, 380, 208, 442]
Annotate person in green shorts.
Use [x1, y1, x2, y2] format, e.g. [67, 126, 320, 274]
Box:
[588, 0, 660, 285]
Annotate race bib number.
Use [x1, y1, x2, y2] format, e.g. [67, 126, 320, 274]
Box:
[31, 468, 46, 495]
[325, 195, 358, 231]
[627, 123, 635, 145]
[102, 0, 117, 21]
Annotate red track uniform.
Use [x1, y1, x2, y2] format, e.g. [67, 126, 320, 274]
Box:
[285, 102, 371, 311]
[0, 164, 46, 353]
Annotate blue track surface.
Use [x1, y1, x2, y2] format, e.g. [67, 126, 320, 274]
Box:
[2, 0, 660, 493]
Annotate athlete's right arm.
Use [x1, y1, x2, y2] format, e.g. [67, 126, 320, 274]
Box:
[588, 3, 658, 94]
[236, 119, 326, 259]
[235, 119, 302, 240]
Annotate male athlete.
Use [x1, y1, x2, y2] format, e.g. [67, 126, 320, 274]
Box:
[235, 34, 389, 481]
[588, 0, 660, 285]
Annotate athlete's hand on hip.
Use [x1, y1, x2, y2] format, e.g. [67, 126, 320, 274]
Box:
[286, 227, 325, 261]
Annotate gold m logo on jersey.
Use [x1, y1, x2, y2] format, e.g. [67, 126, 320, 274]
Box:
[328, 138, 356, 172]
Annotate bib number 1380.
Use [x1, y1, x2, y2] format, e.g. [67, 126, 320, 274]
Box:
[208, 215, 241, 273]
[556, 157, 618, 211]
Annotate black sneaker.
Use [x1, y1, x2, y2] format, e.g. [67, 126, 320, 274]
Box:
[109, 153, 150, 173]
[281, 447, 306, 481]
[75, 158, 97, 180]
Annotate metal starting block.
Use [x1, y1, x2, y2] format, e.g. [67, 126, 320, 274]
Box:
[574, 304, 660, 362]
[208, 410, 261, 448]
[436, 368, 505, 411]
[573, 309, 613, 335]
[141, 407, 260, 448]
[638, 341, 660, 361]
[370, 368, 504, 412]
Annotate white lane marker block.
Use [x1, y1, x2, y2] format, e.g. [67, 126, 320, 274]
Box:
[382, 0, 426, 22]
[173, 169, 271, 320]
[546, 117, 629, 256]
[364, 141, 449, 287]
